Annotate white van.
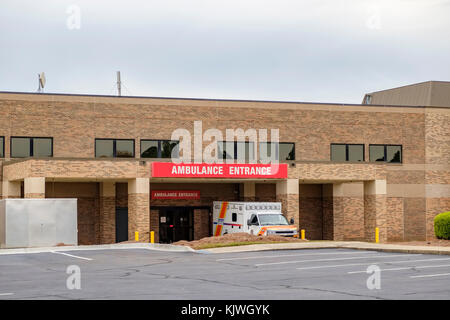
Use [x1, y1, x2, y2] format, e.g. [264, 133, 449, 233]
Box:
[212, 201, 298, 237]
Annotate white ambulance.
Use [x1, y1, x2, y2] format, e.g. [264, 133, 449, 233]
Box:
[212, 201, 298, 237]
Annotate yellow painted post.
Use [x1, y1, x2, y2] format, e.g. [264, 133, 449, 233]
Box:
[135, 231, 139, 242]
[375, 227, 379, 243]
[150, 231, 155, 244]
[301, 229, 305, 240]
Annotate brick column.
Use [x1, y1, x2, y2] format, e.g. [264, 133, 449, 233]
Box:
[332, 182, 365, 241]
[2, 180, 21, 199]
[276, 179, 299, 229]
[24, 177, 45, 198]
[243, 182, 256, 201]
[194, 208, 210, 240]
[332, 184, 345, 241]
[128, 178, 150, 242]
[364, 180, 387, 243]
[150, 209, 160, 243]
[99, 182, 116, 244]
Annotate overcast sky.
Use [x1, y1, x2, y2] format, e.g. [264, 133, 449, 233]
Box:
[0, 0, 449, 103]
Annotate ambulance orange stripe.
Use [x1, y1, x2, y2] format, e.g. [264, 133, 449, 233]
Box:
[258, 227, 267, 236]
[218, 201, 228, 219]
[214, 202, 228, 236]
[215, 225, 223, 237]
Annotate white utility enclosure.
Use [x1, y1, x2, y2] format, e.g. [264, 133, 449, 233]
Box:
[0, 199, 77, 248]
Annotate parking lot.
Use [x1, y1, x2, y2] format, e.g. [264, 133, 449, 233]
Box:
[0, 248, 449, 299]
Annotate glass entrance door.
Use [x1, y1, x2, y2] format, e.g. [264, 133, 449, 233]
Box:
[159, 207, 194, 243]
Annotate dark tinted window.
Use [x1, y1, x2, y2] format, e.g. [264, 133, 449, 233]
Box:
[331, 144, 364, 162]
[218, 141, 235, 160]
[141, 140, 158, 158]
[331, 144, 346, 161]
[141, 140, 179, 158]
[348, 145, 364, 162]
[33, 138, 52, 157]
[95, 139, 114, 158]
[11, 137, 31, 158]
[219, 141, 255, 161]
[370, 145, 402, 163]
[116, 140, 134, 158]
[387, 145, 402, 163]
[279, 143, 295, 161]
[0, 137, 4, 158]
[369, 145, 385, 162]
[259, 142, 295, 162]
[95, 139, 134, 158]
[11, 137, 53, 158]
[232, 213, 237, 222]
[161, 140, 179, 158]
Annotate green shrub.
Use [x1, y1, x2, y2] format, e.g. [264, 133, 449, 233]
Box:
[434, 212, 450, 240]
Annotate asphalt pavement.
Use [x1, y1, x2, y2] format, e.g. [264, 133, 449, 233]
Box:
[0, 247, 449, 299]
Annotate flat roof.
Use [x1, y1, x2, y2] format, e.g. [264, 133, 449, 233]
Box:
[0, 90, 445, 109]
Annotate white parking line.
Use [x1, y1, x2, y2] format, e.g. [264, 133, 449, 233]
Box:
[217, 251, 378, 261]
[347, 264, 450, 274]
[51, 251, 93, 261]
[410, 273, 450, 279]
[255, 254, 409, 266]
[296, 257, 450, 271]
[0, 293, 14, 296]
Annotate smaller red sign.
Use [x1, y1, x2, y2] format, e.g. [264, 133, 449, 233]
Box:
[151, 190, 200, 200]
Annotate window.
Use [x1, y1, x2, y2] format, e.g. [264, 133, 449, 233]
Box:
[232, 213, 237, 222]
[10, 137, 53, 158]
[218, 141, 255, 161]
[331, 144, 364, 162]
[0, 136, 4, 158]
[249, 214, 259, 225]
[95, 139, 134, 158]
[370, 145, 402, 163]
[364, 94, 372, 104]
[141, 140, 179, 158]
[259, 142, 295, 162]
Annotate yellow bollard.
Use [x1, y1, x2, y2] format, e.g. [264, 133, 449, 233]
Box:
[375, 227, 379, 243]
[301, 229, 305, 240]
[150, 231, 155, 244]
[135, 231, 139, 242]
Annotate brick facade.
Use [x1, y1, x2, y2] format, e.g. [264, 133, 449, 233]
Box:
[0, 92, 448, 244]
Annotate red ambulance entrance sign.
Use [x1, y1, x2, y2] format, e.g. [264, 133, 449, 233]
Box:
[151, 190, 200, 200]
[151, 162, 288, 179]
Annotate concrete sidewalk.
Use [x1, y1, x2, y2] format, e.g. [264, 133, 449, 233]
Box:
[202, 241, 450, 255]
[0, 242, 195, 255]
[1, 241, 449, 256]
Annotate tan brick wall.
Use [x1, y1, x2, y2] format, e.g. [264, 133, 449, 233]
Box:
[45, 182, 99, 245]
[99, 196, 115, 244]
[386, 197, 404, 241]
[424, 109, 450, 239]
[150, 209, 160, 243]
[128, 193, 150, 242]
[0, 93, 448, 244]
[298, 184, 323, 240]
[194, 208, 210, 240]
[255, 183, 276, 202]
[364, 194, 387, 242]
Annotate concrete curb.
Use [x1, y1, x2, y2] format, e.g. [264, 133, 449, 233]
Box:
[0, 243, 195, 255]
[200, 241, 450, 255]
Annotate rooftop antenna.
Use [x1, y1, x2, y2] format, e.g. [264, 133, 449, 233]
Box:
[37, 72, 46, 93]
[116, 71, 121, 96]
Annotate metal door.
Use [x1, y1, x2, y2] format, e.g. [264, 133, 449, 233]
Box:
[115, 207, 128, 243]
